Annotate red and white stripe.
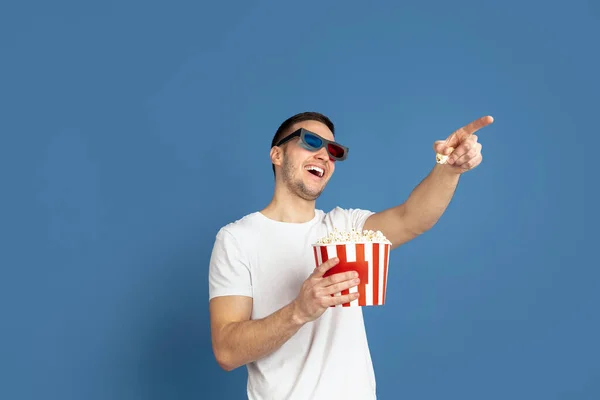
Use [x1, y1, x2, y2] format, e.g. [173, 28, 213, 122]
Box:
[312, 242, 391, 307]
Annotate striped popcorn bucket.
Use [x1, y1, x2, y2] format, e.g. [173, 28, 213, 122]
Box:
[312, 242, 391, 307]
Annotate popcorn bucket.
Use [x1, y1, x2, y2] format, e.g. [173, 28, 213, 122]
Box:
[312, 242, 391, 307]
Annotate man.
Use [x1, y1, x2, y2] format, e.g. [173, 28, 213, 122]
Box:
[208, 111, 493, 399]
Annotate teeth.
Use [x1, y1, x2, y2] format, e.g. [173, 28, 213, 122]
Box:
[306, 165, 324, 177]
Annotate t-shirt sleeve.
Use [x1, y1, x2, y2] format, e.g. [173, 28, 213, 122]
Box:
[326, 206, 376, 232]
[348, 207, 376, 232]
[208, 227, 253, 300]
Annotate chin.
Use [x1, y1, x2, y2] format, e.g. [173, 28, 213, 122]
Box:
[290, 183, 324, 201]
[300, 192, 322, 201]
[302, 184, 326, 201]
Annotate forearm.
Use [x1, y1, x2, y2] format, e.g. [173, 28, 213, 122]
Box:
[401, 164, 461, 234]
[214, 301, 304, 371]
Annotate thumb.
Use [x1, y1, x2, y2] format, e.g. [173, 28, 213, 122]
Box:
[312, 257, 339, 278]
[433, 141, 454, 155]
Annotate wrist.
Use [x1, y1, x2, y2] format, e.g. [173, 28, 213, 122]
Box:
[289, 300, 307, 327]
[435, 163, 462, 178]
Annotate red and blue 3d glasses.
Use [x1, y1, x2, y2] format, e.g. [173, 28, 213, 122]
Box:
[275, 128, 349, 161]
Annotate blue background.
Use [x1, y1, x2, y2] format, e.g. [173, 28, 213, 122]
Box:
[1, 1, 597, 399]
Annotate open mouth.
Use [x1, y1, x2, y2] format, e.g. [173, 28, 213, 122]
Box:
[305, 165, 325, 178]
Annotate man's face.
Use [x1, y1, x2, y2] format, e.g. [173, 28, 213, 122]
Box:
[276, 121, 337, 201]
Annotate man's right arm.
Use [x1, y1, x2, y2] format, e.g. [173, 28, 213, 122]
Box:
[209, 257, 360, 371]
[209, 295, 304, 371]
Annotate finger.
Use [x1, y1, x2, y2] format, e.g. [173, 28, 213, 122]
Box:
[320, 271, 358, 287]
[453, 115, 494, 142]
[311, 257, 339, 279]
[446, 139, 476, 165]
[328, 292, 360, 306]
[445, 135, 478, 163]
[459, 153, 482, 170]
[322, 277, 360, 295]
[433, 141, 454, 155]
[451, 144, 480, 166]
[442, 132, 461, 149]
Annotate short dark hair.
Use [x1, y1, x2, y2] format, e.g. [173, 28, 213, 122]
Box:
[270, 111, 335, 176]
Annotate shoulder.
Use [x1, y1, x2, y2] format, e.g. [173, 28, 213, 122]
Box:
[321, 206, 376, 232]
[215, 211, 263, 242]
[323, 206, 376, 222]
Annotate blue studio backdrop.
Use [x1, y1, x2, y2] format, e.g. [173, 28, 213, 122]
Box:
[1, 1, 598, 399]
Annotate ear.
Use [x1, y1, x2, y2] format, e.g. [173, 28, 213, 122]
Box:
[270, 146, 283, 168]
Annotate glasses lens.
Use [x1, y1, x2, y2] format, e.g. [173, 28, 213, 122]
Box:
[303, 133, 323, 149]
[327, 143, 346, 159]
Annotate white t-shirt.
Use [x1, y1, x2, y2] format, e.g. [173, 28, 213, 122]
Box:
[208, 207, 378, 400]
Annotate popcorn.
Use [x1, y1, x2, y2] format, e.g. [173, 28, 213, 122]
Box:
[436, 146, 455, 164]
[436, 153, 449, 164]
[314, 228, 391, 245]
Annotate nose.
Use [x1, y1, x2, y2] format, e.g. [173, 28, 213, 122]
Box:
[315, 147, 329, 160]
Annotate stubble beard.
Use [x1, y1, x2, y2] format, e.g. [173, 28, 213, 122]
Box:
[281, 156, 325, 201]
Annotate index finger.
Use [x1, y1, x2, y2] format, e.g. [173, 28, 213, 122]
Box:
[453, 115, 494, 140]
[312, 257, 339, 278]
[442, 115, 493, 149]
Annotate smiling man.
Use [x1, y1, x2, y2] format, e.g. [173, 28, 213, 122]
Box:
[208, 111, 493, 399]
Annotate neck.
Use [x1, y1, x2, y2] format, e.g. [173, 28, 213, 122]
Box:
[261, 183, 316, 223]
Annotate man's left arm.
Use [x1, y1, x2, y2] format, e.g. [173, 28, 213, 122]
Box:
[363, 115, 494, 249]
